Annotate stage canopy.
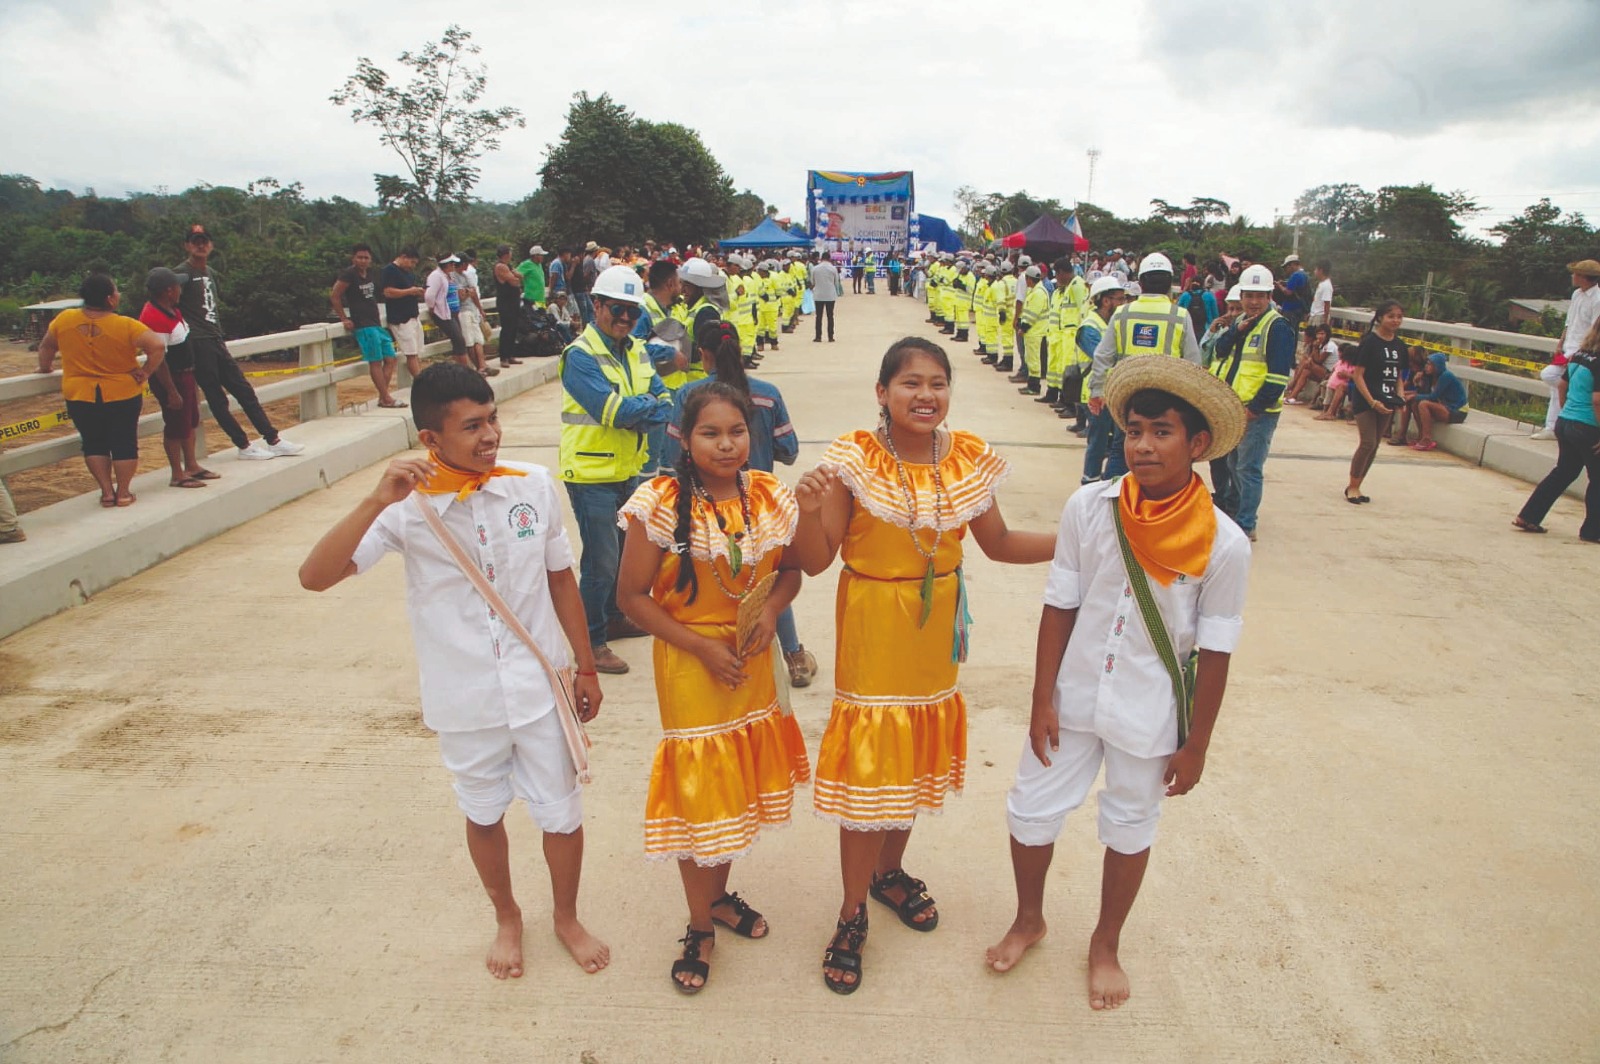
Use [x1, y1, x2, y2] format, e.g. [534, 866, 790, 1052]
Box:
[1000, 214, 1090, 260]
[719, 217, 812, 248]
[915, 214, 964, 254]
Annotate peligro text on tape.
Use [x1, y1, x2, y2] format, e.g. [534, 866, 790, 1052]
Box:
[0, 408, 72, 443]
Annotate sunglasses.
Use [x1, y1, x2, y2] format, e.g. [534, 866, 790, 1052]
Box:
[602, 301, 641, 320]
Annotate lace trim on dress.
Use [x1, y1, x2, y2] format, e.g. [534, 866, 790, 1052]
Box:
[818, 430, 1009, 532]
[618, 473, 798, 565]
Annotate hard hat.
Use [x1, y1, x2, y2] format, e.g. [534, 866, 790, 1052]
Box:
[592, 264, 646, 303]
[1024, 265, 1042, 280]
[1124, 281, 1143, 297]
[1138, 252, 1173, 276]
[1017, 255, 1032, 267]
[678, 257, 723, 289]
[997, 261, 1014, 274]
[1237, 264, 1275, 292]
[1089, 275, 1124, 301]
[1225, 284, 1243, 303]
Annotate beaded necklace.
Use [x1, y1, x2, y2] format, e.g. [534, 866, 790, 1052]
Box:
[878, 424, 946, 627]
[691, 470, 760, 600]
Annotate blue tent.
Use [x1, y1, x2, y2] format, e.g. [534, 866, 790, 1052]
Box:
[916, 213, 964, 254]
[720, 218, 812, 248]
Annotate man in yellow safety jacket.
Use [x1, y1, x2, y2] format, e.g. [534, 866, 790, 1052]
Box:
[671, 256, 725, 386]
[1205, 262, 1294, 541]
[974, 264, 998, 357]
[724, 254, 759, 366]
[559, 263, 674, 674]
[949, 258, 976, 343]
[1087, 251, 1204, 402]
[988, 261, 1017, 372]
[1016, 264, 1052, 394]
[755, 260, 781, 351]
[1041, 257, 1090, 410]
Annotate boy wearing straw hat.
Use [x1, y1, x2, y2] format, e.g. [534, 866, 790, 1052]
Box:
[986, 356, 1252, 1012]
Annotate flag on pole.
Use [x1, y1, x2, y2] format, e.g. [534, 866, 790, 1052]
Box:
[982, 220, 995, 241]
[1065, 213, 1090, 252]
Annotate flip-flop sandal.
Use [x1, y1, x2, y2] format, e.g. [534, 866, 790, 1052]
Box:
[1411, 440, 1438, 451]
[377, 399, 409, 408]
[169, 477, 208, 488]
[823, 905, 868, 995]
[1512, 517, 1547, 534]
[710, 892, 767, 939]
[186, 469, 221, 480]
[115, 494, 137, 507]
[869, 869, 939, 932]
[671, 926, 714, 995]
[100, 495, 117, 508]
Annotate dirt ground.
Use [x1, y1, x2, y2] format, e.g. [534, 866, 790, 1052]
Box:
[0, 339, 511, 512]
[1, 295, 1597, 1063]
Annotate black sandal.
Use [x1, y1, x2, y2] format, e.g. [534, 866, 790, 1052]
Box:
[671, 926, 714, 995]
[870, 868, 940, 932]
[823, 904, 868, 995]
[710, 891, 767, 938]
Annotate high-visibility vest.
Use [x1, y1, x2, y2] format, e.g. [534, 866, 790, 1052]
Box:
[1021, 283, 1051, 331]
[1111, 294, 1188, 359]
[1053, 280, 1088, 364]
[995, 276, 1016, 322]
[1079, 309, 1111, 400]
[558, 324, 661, 484]
[974, 278, 993, 316]
[1211, 307, 1289, 413]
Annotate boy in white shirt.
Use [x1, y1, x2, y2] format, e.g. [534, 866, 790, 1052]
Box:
[986, 357, 1252, 1011]
[299, 362, 608, 981]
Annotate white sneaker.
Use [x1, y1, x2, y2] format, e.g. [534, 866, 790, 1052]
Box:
[1530, 428, 1556, 441]
[238, 440, 277, 460]
[265, 437, 305, 456]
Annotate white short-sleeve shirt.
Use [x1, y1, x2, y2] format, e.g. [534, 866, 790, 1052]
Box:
[1563, 285, 1600, 356]
[1312, 278, 1334, 319]
[1043, 478, 1251, 758]
[351, 461, 576, 733]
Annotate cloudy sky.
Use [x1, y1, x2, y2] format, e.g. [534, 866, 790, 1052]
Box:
[3, 0, 1597, 242]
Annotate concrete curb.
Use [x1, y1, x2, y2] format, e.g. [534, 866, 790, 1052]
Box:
[0, 357, 563, 641]
[1425, 409, 1578, 497]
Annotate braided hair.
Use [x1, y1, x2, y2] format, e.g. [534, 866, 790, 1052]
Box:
[695, 319, 748, 396]
[670, 380, 755, 603]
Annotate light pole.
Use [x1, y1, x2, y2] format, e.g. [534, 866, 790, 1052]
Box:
[1085, 148, 1101, 206]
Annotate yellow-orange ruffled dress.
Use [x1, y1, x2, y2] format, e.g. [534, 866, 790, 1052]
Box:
[813, 429, 1009, 829]
[619, 472, 811, 865]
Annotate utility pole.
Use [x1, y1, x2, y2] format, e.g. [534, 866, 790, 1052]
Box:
[1085, 148, 1101, 206]
[1422, 270, 1435, 320]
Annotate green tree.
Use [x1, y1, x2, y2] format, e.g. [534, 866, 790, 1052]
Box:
[1293, 183, 1377, 237]
[1373, 184, 1479, 243]
[1489, 198, 1596, 297]
[540, 93, 737, 248]
[331, 25, 525, 245]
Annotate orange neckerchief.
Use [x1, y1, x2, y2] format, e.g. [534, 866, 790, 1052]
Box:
[415, 453, 527, 501]
[1117, 473, 1216, 587]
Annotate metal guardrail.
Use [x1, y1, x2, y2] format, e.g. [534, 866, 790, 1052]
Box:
[0, 300, 501, 479]
[1327, 307, 1552, 399]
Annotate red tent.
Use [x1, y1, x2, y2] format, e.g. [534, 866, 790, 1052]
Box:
[999, 214, 1084, 259]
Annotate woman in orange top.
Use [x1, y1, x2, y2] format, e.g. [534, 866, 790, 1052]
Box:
[37, 273, 166, 507]
[792, 336, 1055, 994]
[616, 381, 810, 995]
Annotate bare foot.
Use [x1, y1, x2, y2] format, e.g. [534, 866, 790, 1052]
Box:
[486, 911, 524, 980]
[985, 915, 1047, 973]
[555, 916, 610, 973]
[1087, 931, 1130, 1010]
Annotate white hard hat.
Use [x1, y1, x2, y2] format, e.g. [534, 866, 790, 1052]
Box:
[1089, 275, 1124, 301]
[998, 261, 1014, 274]
[1225, 284, 1243, 303]
[677, 257, 722, 289]
[1138, 252, 1173, 276]
[1124, 281, 1143, 297]
[1017, 255, 1032, 267]
[1237, 264, 1276, 292]
[592, 263, 646, 304]
[1024, 265, 1042, 280]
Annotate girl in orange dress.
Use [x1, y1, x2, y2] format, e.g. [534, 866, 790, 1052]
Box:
[793, 336, 1055, 994]
[617, 381, 810, 994]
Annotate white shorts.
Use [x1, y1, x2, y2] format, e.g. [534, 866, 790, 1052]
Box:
[456, 306, 482, 344]
[388, 318, 423, 357]
[1005, 729, 1169, 854]
[436, 712, 582, 832]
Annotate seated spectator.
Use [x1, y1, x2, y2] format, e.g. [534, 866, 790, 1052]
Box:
[37, 272, 166, 507]
[548, 292, 576, 343]
[1315, 344, 1360, 421]
[1284, 324, 1339, 405]
[1403, 352, 1468, 450]
[1388, 346, 1430, 444]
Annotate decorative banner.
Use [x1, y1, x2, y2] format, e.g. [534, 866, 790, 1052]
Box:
[806, 170, 915, 253]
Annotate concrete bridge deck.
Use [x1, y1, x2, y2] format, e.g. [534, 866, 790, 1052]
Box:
[1, 294, 1595, 1063]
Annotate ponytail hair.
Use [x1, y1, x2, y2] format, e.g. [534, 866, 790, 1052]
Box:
[696, 319, 748, 397]
[669, 380, 754, 604]
[1368, 300, 1403, 334]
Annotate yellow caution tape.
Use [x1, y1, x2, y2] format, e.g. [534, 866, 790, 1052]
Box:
[0, 407, 72, 443]
[1328, 327, 1545, 374]
[241, 355, 364, 378]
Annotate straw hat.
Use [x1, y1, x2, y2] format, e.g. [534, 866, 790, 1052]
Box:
[1567, 258, 1600, 278]
[1103, 356, 1247, 462]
